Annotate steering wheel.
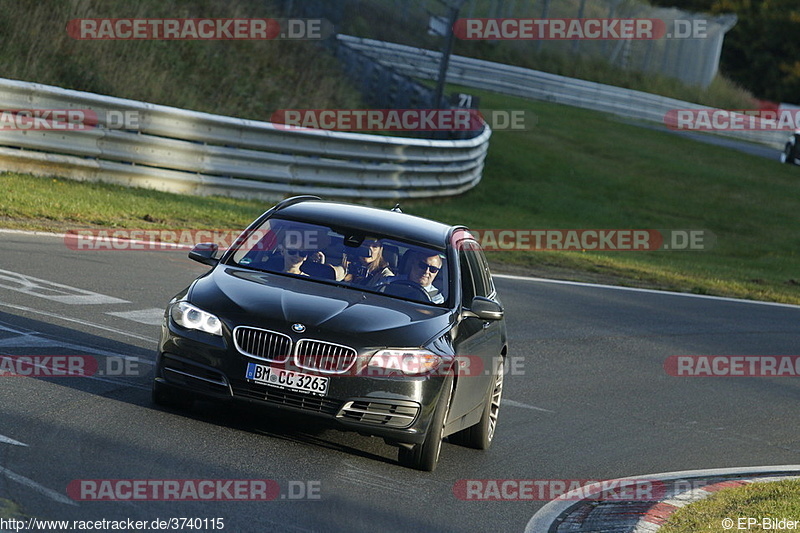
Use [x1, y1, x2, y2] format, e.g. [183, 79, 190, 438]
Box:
[380, 280, 431, 301]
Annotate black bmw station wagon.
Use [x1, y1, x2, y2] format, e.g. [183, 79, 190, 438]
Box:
[153, 196, 507, 471]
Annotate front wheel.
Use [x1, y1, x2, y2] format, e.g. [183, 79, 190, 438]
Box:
[782, 142, 797, 165]
[398, 375, 453, 472]
[451, 358, 504, 450]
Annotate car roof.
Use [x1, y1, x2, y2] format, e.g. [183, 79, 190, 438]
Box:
[272, 199, 455, 248]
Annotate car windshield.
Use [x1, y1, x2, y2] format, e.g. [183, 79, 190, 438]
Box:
[228, 216, 450, 306]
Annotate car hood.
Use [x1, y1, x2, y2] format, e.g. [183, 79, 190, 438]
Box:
[188, 267, 453, 348]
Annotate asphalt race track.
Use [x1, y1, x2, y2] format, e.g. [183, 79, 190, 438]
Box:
[1, 231, 798, 532]
[618, 117, 784, 162]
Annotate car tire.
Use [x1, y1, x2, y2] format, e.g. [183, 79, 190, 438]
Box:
[397, 374, 453, 472]
[782, 143, 794, 164]
[450, 358, 504, 450]
[151, 380, 194, 410]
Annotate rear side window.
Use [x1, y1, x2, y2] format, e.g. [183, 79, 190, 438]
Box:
[459, 252, 476, 303]
[473, 247, 495, 298]
[458, 239, 493, 302]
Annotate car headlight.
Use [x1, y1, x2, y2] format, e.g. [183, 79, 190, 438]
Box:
[170, 301, 222, 336]
[368, 349, 442, 375]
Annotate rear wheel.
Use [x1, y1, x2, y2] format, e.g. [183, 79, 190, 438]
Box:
[450, 358, 504, 450]
[398, 375, 453, 472]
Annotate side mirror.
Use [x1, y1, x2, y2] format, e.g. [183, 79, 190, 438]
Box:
[465, 296, 504, 321]
[188, 243, 219, 266]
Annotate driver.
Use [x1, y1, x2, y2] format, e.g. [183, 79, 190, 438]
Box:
[390, 251, 444, 304]
[409, 252, 444, 303]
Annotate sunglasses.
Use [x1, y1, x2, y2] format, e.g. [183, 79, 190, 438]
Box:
[285, 249, 308, 257]
[415, 261, 441, 274]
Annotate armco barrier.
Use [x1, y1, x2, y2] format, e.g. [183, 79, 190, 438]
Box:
[339, 34, 787, 149]
[0, 78, 490, 201]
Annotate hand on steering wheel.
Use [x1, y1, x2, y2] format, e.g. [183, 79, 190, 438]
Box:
[380, 279, 431, 301]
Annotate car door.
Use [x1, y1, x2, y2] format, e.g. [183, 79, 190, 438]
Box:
[449, 240, 503, 421]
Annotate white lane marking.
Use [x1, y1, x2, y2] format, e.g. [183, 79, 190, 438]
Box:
[0, 228, 194, 251]
[502, 399, 555, 413]
[0, 268, 129, 305]
[494, 274, 800, 310]
[0, 434, 27, 447]
[340, 462, 415, 494]
[80, 375, 150, 391]
[0, 466, 77, 506]
[0, 321, 32, 336]
[0, 229, 66, 238]
[107, 308, 164, 326]
[0, 330, 152, 389]
[0, 332, 153, 366]
[0, 301, 156, 344]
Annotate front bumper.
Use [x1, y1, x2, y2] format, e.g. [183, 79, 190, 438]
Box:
[155, 323, 448, 445]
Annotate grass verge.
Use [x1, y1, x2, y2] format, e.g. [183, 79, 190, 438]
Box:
[660, 479, 800, 532]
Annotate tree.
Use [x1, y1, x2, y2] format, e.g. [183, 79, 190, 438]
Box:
[651, 0, 800, 102]
[711, 0, 800, 102]
[647, 0, 715, 12]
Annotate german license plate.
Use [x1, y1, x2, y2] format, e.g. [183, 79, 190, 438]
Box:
[246, 362, 329, 396]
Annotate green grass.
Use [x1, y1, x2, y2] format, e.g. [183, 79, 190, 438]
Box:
[0, 175, 266, 230]
[2, 87, 799, 304]
[0, 498, 25, 519]
[660, 479, 800, 532]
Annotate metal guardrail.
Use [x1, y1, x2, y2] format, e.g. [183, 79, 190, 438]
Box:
[340, 34, 787, 149]
[0, 78, 491, 201]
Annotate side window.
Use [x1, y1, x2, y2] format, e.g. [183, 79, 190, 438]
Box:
[459, 239, 492, 304]
[473, 247, 494, 298]
[466, 251, 489, 298]
[459, 251, 476, 304]
[458, 239, 494, 301]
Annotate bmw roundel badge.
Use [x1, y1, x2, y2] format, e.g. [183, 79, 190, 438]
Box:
[291, 323, 306, 333]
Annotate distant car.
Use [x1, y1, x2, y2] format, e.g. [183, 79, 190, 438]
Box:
[781, 129, 800, 165]
[152, 196, 507, 471]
